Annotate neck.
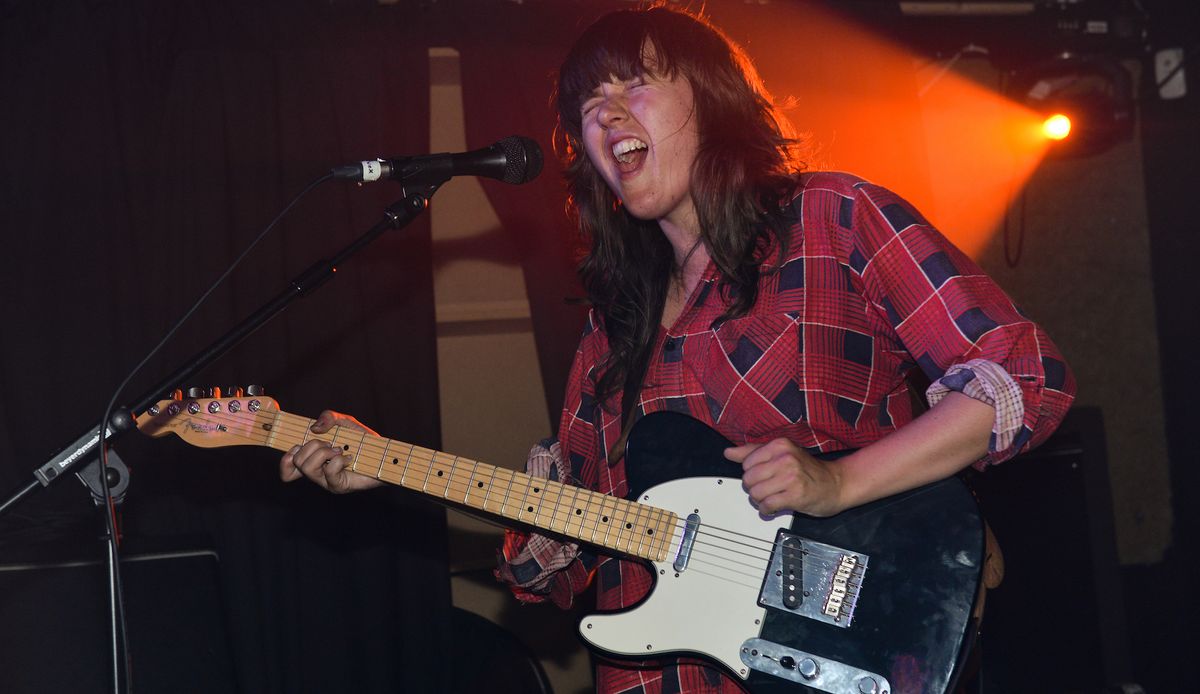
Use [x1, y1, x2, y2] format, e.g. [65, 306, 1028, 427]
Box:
[659, 208, 707, 282]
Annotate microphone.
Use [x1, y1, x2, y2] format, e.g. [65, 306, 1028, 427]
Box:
[332, 135, 543, 186]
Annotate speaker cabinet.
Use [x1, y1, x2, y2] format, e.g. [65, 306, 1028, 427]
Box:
[967, 407, 1131, 692]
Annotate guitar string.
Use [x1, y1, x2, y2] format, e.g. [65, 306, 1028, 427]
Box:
[146, 407, 811, 580]
[151, 409, 867, 596]
[145, 407, 865, 585]
[147, 407, 823, 583]
[258, 412, 797, 571]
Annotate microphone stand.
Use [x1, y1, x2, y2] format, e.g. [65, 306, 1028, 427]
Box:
[0, 182, 440, 692]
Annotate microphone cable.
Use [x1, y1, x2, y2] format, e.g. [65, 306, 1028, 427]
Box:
[95, 171, 333, 694]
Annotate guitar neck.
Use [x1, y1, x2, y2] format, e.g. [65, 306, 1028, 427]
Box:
[262, 410, 676, 562]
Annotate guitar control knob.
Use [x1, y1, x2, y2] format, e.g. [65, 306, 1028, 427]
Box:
[246, 384, 265, 396]
[798, 658, 819, 680]
[858, 677, 879, 694]
[778, 656, 795, 670]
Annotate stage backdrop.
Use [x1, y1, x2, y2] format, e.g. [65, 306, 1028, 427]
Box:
[0, 2, 450, 692]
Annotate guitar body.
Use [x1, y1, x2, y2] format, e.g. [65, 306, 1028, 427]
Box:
[580, 412, 984, 694]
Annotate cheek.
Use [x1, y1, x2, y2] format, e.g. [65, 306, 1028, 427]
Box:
[580, 128, 607, 168]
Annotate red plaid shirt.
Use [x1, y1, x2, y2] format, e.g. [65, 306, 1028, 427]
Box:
[499, 172, 1075, 693]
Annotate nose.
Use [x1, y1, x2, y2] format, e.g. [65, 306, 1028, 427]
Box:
[594, 90, 627, 129]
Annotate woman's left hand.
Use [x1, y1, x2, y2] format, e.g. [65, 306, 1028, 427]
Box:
[724, 439, 844, 517]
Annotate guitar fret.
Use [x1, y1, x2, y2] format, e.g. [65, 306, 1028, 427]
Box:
[444, 456, 462, 500]
[530, 479, 545, 526]
[596, 494, 614, 549]
[479, 466, 495, 513]
[264, 412, 282, 448]
[511, 471, 529, 519]
[399, 445, 414, 487]
[514, 473, 531, 522]
[547, 481, 567, 534]
[375, 439, 390, 478]
[613, 498, 630, 553]
[430, 454, 451, 497]
[351, 430, 368, 470]
[629, 501, 648, 558]
[498, 468, 516, 519]
[571, 486, 590, 540]
[526, 475, 541, 523]
[608, 498, 625, 553]
[653, 509, 673, 560]
[620, 500, 636, 554]
[300, 417, 314, 447]
[462, 459, 481, 506]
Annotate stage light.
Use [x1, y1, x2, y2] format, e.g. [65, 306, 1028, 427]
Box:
[1010, 54, 1133, 156]
[1042, 113, 1072, 140]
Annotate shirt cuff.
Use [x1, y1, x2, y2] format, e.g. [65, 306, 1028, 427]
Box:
[495, 529, 583, 606]
[925, 358, 1025, 465]
[493, 438, 590, 608]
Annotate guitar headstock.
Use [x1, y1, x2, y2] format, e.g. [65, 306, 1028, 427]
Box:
[137, 390, 281, 448]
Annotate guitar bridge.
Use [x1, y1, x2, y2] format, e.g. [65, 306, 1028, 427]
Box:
[758, 529, 868, 628]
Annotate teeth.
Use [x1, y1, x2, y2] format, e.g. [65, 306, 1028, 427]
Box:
[612, 138, 648, 163]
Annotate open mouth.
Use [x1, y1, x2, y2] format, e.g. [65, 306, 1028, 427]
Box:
[612, 138, 648, 171]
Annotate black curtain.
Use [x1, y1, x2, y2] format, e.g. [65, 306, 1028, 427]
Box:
[0, 2, 449, 692]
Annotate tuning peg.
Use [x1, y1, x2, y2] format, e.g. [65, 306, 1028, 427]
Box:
[187, 386, 206, 398]
[223, 386, 245, 398]
[245, 385, 265, 396]
[170, 389, 184, 401]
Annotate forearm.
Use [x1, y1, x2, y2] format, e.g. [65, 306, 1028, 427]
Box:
[834, 391, 994, 512]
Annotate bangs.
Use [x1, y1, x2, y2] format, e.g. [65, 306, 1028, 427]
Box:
[556, 10, 686, 133]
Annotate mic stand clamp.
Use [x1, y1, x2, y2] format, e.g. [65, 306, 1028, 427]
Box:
[76, 450, 130, 507]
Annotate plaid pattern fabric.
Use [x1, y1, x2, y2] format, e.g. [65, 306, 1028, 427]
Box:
[499, 172, 1075, 693]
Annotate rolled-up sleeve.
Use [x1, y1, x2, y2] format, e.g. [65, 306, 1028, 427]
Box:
[846, 181, 1076, 465]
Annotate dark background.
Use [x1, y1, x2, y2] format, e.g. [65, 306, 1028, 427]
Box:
[1, 1, 1197, 692]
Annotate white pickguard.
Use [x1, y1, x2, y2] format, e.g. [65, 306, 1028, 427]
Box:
[578, 477, 791, 680]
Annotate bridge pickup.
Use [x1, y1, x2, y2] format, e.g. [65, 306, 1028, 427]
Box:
[758, 530, 869, 628]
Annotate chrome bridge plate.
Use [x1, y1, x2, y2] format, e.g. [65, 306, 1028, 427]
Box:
[758, 529, 869, 628]
[741, 638, 891, 693]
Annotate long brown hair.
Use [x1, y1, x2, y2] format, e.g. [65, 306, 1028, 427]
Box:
[556, 6, 803, 411]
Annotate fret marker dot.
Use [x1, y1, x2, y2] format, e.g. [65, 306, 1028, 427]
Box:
[342, 445, 349, 451]
[477, 482, 484, 488]
[527, 506, 534, 512]
[533, 487, 540, 493]
[392, 458, 399, 465]
[625, 523, 632, 529]
[437, 470, 444, 477]
[575, 509, 582, 515]
[263, 424, 272, 431]
[647, 529, 654, 535]
[602, 516, 609, 523]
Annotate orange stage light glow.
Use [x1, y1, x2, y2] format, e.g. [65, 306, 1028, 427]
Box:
[712, 3, 1052, 259]
[1042, 114, 1072, 140]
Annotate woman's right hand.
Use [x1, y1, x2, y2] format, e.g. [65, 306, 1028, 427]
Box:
[279, 410, 385, 494]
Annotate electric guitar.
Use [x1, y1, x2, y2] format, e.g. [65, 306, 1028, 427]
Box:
[137, 394, 984, 694]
